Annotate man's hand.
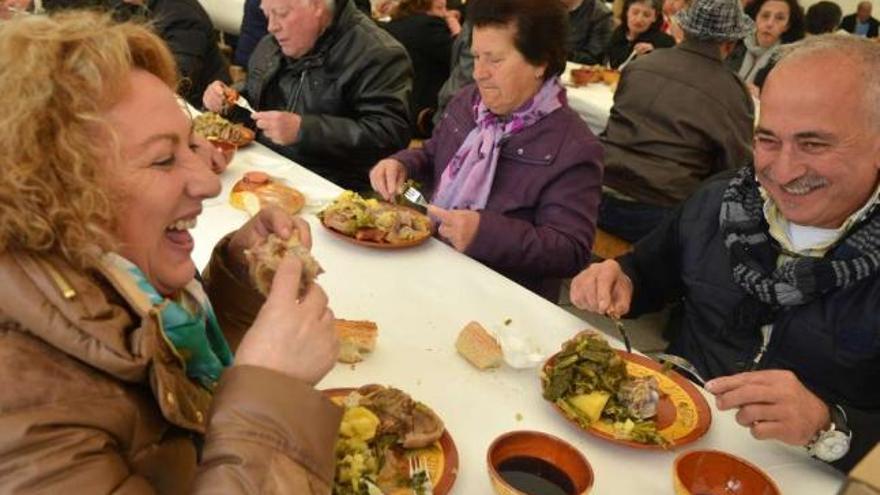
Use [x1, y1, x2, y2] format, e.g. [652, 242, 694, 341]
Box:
[235, 255, 338, 385]
[427, 205, 480, 252]
[227, 207, 311, 271]
[202, 80, 234, 113]
[707, 370, 832, 446]
[569, 259, 633, 317]
[369, 158, 408, 201]
[633, 42, 656, 56]
[253, 111, 302, 146]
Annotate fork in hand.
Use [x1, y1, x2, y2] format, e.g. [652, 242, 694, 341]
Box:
[403, 186, 429, 208]
[408, 455, 434, 495]
[608, 313, 633, 354]
[648, 352, 709, 387]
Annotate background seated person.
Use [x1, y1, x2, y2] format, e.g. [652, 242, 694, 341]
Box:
[371, 0, 603, 302]
[571, 35, 880, 473]
[0, 12, 340, 492]
[563, 0, 614, 65]
[726, 0, 804, 86]
[606, 0, 675, 69]
[43, 0, 231, 107]
[804, 1, 843, 35]
[204, 0, 413, 191]
[598, 0, 755, 243]
[841, 1, 879, 38]
[384, 0, 460, 137]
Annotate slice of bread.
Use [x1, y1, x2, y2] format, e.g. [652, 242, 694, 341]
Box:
[456, 321, 503, 369]
[335, 319, 378, 363]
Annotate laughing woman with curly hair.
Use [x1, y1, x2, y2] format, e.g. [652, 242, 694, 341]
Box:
[0, 11, 341, 494]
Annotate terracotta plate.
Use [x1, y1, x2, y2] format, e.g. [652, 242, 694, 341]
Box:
[324, 387, 459, 494]
[320, 205, 433, 250]
[543, 351, 712, 450]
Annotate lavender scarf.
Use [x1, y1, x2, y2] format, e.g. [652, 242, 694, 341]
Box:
[433, 78, 565, 210]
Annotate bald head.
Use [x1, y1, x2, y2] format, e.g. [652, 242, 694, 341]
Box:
[857, 1, 872, 21]
[771, 34, 880, 130]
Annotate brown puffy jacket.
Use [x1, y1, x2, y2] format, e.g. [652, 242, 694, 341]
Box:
[0, 238, 342, 494]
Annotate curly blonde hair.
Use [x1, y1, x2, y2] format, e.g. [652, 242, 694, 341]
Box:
[0, 11, 177, 269]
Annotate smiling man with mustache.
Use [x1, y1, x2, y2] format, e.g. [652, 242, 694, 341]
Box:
[571, 34, 880, 472]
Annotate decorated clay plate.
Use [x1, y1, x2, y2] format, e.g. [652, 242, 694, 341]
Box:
[320, 204, 433, 250]
[543, 351, 711, 450]
[324, 387, 459, 494]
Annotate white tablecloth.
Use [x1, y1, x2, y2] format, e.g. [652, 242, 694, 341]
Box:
[190, 141, 844, 494]
[199, 0, 244, 35]
[563, 62, 615, 137]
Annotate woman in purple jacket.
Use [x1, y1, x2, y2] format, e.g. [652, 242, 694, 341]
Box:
[370, 0, 604, 301]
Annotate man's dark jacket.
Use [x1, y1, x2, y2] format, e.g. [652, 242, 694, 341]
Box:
[841, 13, 880, 37]
[619, 170, 880, 472]
[242, 0, 412, 190]
[149, 0, 230, 106]
[568, 0, 614, 65]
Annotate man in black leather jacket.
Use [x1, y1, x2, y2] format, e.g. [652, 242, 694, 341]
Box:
[571, 35, 880, 473]
[205, 0, 413, 190]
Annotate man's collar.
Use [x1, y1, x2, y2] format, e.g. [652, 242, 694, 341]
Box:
[761, 180, 880, 256]
[677, 38, 725, 61]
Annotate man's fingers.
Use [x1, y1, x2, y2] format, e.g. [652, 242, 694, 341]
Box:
[706, 370, 778, 395]
[714, 382, 774, 411]
[750, 420, 786, 441]
[266, 254, 304, 305]
[735, 403, 780, 427]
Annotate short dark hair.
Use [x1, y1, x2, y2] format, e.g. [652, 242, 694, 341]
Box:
[619, 0, 665, 35]
[804, 1, 841, 34]
[746, 0, 806, 43]
[467, 0, 569, 80]
[390, 0, 434, 20]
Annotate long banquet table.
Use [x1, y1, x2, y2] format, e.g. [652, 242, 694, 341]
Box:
[190, 140, 844, 494]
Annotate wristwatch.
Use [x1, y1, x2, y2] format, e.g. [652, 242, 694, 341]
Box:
[807, 404, 852, 463]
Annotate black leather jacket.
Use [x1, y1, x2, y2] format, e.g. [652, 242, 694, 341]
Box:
[242, 0, 413, 190]
[619, 170, 880, 472]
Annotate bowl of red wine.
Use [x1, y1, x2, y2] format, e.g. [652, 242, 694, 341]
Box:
[487, 430, 594, 495]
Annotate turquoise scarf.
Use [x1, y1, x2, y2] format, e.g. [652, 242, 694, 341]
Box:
[105, 253, 233, 390]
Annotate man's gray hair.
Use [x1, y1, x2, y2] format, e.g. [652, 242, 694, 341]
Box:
[775, 34, 880, 130]
[297, 0, 335, 14]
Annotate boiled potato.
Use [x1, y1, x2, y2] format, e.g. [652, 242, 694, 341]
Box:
[339, 406, 380, 441]
[568, 391, 611, 423]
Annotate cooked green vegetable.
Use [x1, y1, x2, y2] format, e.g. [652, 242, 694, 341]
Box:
[542, 333, 667, 445]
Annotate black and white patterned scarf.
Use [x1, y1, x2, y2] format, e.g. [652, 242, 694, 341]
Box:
[719, 168, 880, 319]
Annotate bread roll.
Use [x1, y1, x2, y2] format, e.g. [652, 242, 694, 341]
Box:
[455, 321, 503, 369]
[230, 171, 305, 216]
[335, 319, 378, 363]
[244, 233, 322, 298]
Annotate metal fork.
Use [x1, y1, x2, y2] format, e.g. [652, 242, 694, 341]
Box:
[408, 456, 434, 495]
[648, 352, 708, 386]
[609, 314, 632, 354]
[403, 186, 429, 208]
[235, 95, 256, 115]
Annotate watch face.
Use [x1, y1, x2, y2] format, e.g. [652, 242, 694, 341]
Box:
[812, 430, 851, 463]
